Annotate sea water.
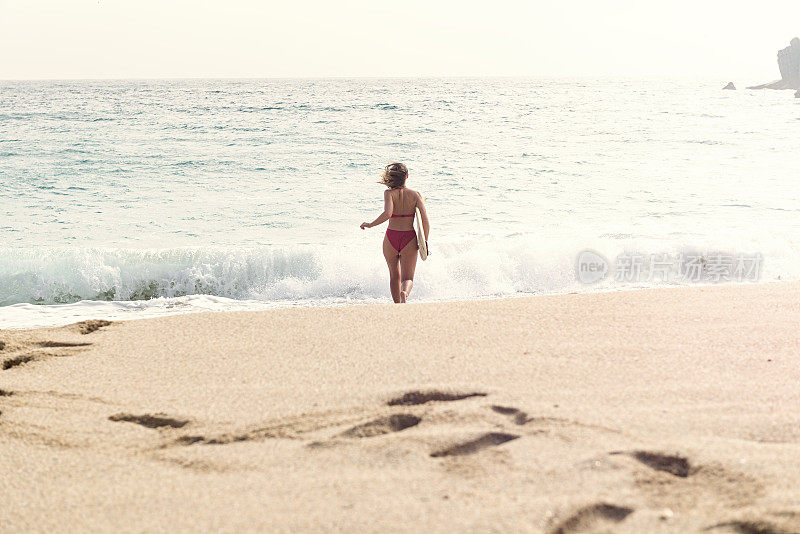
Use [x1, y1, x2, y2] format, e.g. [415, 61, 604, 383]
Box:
[1, 78, 799, 328]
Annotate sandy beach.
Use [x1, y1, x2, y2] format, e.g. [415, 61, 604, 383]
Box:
[2, 282, 800, 533]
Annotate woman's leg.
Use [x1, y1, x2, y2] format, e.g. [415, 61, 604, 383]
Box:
[398, 238, 418, 303]
[383, 235, 402, 303]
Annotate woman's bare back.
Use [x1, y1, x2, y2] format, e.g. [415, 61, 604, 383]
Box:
[387, 187, 419, 231]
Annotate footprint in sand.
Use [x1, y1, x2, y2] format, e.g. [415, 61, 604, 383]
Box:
[610, 450, 692, 477]
[76, 320, 111, 335]
[705, 519, 798, 534]
[548, 503, 634, 534]
[339, 414, 421, 438]
[609, 449, 764, 511]
[35, 341, 92, 348]
[175, 435, 206, 445]
[109, 413, 189, 429]
[490, 405, 529, 425]
[2, 355, 35, 370]
[172, 390, 499, 451]
[387, 390, 487, 406]
[430, 432, 519, 458]
[2, 336, 96, 371]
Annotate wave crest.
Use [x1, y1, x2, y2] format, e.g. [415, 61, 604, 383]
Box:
[0, 233, 791, 311]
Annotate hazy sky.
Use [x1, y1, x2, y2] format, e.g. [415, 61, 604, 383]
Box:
[1, 0, 799, 80]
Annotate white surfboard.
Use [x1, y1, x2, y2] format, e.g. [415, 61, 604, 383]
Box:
[416, 207, 427, 260]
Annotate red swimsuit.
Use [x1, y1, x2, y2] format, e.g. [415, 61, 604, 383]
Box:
[385, 188, 417, 255]
[386, 218, 416, 253]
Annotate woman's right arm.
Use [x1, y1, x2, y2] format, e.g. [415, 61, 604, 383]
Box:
[417, 192, 430, 241]
[360, 189, 393, 229]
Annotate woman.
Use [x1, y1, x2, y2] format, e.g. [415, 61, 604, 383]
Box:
[361, 163, 430, 303]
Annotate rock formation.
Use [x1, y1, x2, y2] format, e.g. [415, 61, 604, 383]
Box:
[723, 82, 736, 90]
[749, 38, 800, 89]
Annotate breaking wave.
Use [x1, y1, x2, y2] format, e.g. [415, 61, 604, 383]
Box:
[0, 231, 794, 328]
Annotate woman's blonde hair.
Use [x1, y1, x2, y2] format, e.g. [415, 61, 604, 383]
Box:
[378, 162, 408, 188]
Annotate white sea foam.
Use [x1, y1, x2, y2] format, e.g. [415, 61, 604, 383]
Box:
[0, 230, 793, 328]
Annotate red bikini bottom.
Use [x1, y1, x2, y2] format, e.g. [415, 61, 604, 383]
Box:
[386, 229, 417, 255]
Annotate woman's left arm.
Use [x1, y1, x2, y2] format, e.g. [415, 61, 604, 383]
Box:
[360, 190, 393, 229]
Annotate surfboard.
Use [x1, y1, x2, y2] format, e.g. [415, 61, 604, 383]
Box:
[416, 207, 428, 260]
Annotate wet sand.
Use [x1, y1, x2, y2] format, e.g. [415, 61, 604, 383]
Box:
[2, 283, 800, 533]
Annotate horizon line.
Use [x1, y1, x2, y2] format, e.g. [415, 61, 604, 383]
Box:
[0, 74, 769, 82]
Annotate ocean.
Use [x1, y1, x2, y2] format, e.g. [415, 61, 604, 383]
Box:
[1, 78, 798, 328]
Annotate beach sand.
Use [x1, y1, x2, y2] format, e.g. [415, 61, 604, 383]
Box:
[2, 283, 800, 533]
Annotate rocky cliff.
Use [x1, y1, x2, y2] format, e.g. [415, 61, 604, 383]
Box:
[749, 37, 800, 89]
